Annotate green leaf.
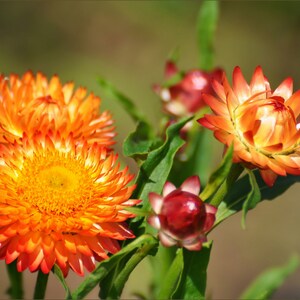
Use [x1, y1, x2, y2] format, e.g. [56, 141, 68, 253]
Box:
[163, 72, 184, 88]
[71, 234, 158, 299]
[123, 206, 150, 217]
[200, 144, 233, 201]
[173, 243, 212, 300]
[100, 237, 158, 299]
[240, 255, 300, 300]
[168, 124, 214, 187]
[157, 249, 184, 300]
[123, 121, 154, 162]
[52, 265, 72, 300]
[216, 170, 300, 226]
[167, 46, 181, 63]
[150, 245, 177, 299]
[197, 0, 219, 70]
[242, 169, 261, 228]
[97, 77, 149, 124]
[132, 117, 193, 211]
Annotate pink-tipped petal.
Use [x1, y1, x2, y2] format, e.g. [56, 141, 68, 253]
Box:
[183, 241, 202, 251]
[149, 193, 164, 214]
[147, 215, 161, 230]
[182, 236, 206, 251]
[205, 203, 217, 215]
[162, 181, 176, 197]
[180, 175, 201, 195]
[158, 232, 177, 247]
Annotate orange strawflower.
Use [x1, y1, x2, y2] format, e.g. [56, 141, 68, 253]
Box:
[0, 71, 115, 146]
[199, 66, 300, 186]
[0, 132, 139, 276]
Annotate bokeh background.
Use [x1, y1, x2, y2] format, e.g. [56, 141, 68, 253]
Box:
[1, 1, 300, 299]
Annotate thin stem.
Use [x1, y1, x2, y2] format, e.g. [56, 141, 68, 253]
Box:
[107, 240, 157, 299]
[33, 270, 49, 299]
[151, 246, 177, 299]
[6, 261, 23, 299]
[157, 248, 183, 299]
[209, 163, 244, 207]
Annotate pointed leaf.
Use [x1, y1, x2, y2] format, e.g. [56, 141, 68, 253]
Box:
[242, 169, 261, 228]
[100, 237, 158, 299]
[169, 124, 214, 187]
[240, 255, 300, 300]
[200, 144, 233, 201]
[158, 249, 184, 299]
[197, 0, 219, 70]
[72, 235, 158, 299]
[123, 121, 154, 161]
[53, 265, 72, 299]
[97, 77, 149, 124]
[173, 243, 212, 299]
[216, 170, 300, 226]
[132, 117, 193, 210]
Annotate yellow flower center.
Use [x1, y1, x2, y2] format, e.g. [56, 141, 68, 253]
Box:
[17, 151, 94, 216]
[39, 165, 79, 190]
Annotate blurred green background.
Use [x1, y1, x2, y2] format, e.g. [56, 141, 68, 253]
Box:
[0, 1, 300, 299]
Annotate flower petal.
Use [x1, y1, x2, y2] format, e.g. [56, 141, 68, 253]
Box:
[162, 182, 176, 197]
[180, 175, 201, 195]
[260, 169, 278, 187]
[149, 193, 164, 214]
[285, 90, 300, 118]
[158, 232, 177, 247]
[273, 77, 293, 99]
[232, 66, 250, 102]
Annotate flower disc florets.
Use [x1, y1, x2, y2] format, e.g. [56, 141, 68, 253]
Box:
[148, 176, 216, 251]
[199, 66, 300, 186]
[0, 71, 115, 146]
[0, 132, 139, 276]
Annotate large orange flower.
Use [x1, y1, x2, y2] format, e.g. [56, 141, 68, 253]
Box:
[0, 71, 115, 146]
[198, 66, 300, 186]
[0, 132, 139, 276]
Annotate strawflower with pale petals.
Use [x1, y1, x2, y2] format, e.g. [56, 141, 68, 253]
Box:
[0, 132, 139, 276]
[153, 60, 222, 117]
[0, 71, 115, 146]
[198, 66, 300, 186]
[148, 176, 216, 250]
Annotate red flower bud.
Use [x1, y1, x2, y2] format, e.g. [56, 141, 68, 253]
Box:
[148, 176, 217, 251]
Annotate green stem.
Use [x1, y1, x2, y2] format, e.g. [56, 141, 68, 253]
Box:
[6, 261, 23, 299]
[197, 0, 219, 71]
[151, 246, 177, 299]
[33, 270, 49, 299]
[157, 248, 183, 299]
[209, 163, 244, 207]
[106, 240, 157, 299]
